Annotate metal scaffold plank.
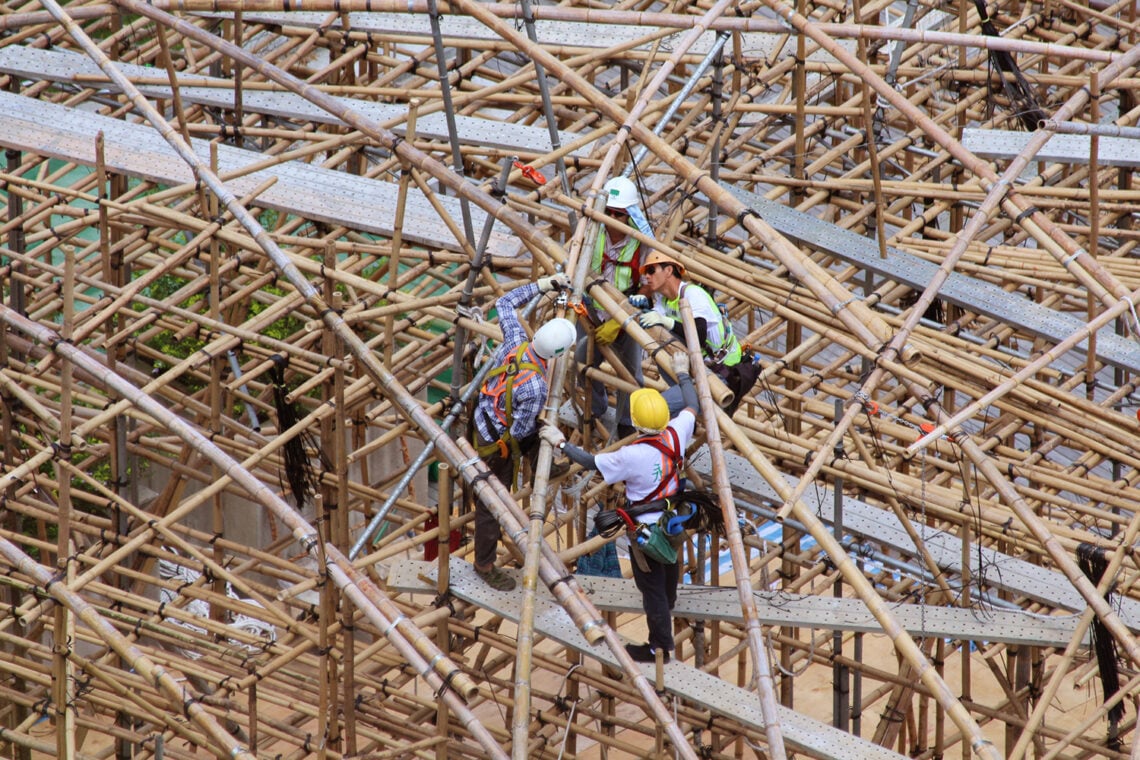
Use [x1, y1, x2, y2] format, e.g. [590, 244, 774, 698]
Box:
[963, 128, 1140, 168]
[0, 45, 579, 156]
[699, 448, 1140, 628]
[389, 558, 909, 760]
[190, 10, 854, 62]
[0, 89, 521, 258]
[389, 560, 1086, 646]
[727, 184, 1140, 376]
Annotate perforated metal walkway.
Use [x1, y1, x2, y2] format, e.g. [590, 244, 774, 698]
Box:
[189, 11, 855, 63]
[701, 447, 1140, 629]
[963, 128, 1140, 168]
[0, 89, 521, 257]
[390, 559, 1083, 647]
[388, 557, 909, 760]
[728, 185, 1140, 375]
[0, 45, 578, 157]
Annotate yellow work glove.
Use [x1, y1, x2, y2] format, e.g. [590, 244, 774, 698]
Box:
[595, 318, 622, 345]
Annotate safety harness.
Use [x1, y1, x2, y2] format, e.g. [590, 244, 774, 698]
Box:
[629, 427, 683, 506]
[592, 233, 641, 294]
[664, 283, 742, 367]
[475, 341, 544, 480]
[613, 428, 686, 567]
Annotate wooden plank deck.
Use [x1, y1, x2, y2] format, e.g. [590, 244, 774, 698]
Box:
[0, 89, 522, 258]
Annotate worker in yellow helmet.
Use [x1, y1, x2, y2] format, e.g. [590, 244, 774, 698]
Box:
[541, 352, 700, 663]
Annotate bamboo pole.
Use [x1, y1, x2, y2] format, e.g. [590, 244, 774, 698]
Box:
[679, 301, 786, 758]
[761, 0, 1140, 313]
[0, 531, 258, 760]
[513, 0, 739, 750]
[5, 0, 1140, 753]
[111, 0, 1118, 64]
[89, 13, 702, 755]
[714, 407, 1003, 759]
[0, 299, 510, 756]
[908, 284, 1140, 454]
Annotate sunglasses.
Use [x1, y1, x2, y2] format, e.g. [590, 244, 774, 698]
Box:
[643, 264, 664, 275]
[606, 207, 629, 219]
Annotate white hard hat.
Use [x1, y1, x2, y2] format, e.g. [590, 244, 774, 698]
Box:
[602, 176, 639, 210]
[532, 318, 576, 359]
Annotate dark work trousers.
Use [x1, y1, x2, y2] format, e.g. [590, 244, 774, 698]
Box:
[575, 321, 643, 430]
[630, 547, 679, 653]
[472, 421, 535, 569]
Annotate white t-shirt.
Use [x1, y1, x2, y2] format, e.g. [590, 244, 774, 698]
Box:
[595, 409, 696, 523]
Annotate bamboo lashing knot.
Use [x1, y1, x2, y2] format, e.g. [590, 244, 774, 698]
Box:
[1061, 250, 1083, 268]
[382, 613, 406, 637]
[735, 206, 760, 225]
[431, 593, 455, 614]
[435, 668, 462, 698]
[830, 295, 861, 315]
[1122, 296, 1140, 335]
[1013, 205, 1039, 224]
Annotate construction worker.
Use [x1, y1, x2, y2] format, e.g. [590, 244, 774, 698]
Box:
[472, 274, 574, 591]
[577, 175, 655, 439]
[541, 352, 710, 663]
[636, 250, 760, 417]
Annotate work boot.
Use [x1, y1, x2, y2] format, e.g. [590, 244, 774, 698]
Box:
[625, 643, 670, 663]
[475, 565, 517, 591]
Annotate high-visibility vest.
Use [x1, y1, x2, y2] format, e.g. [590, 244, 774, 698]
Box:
[592, 232, 641, 293]
[664, 284, 742, 367]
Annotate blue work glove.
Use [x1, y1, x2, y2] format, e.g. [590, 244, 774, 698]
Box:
[628, 294, 650, 310]
[638, 311, 674, 331]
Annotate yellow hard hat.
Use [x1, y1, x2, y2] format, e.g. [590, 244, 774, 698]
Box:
[641, 249, 685, 279]
[630, 388, 669, 433]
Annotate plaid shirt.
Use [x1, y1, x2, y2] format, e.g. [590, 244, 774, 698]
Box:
[475, 283, 549, 443]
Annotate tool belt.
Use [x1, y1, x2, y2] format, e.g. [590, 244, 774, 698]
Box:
[592, 488, 725, 567]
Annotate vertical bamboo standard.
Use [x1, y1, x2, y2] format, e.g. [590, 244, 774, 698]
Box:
[678, 301, 786, 759]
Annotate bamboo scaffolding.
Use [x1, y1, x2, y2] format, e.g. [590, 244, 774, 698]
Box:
[3, 0, 1140, 756]
[679, 301, 786, 758]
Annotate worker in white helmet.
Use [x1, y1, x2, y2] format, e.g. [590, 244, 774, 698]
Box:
[577, 175, 656, 439]
[471, 274, 573, 591]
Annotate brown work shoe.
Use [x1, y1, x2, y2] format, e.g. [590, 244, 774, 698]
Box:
[475, 565, 517, 591]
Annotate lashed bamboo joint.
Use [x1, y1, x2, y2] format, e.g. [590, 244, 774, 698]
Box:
[1, 0, 1139, 758]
